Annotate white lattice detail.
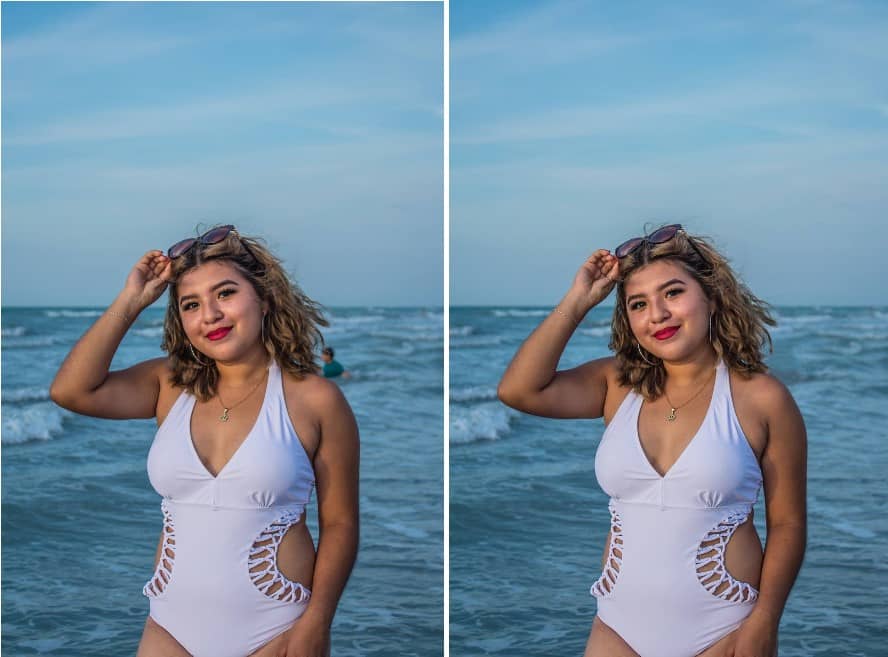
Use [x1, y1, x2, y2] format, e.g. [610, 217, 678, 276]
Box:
[695, 508, 759, 603]
[143, 500, 176, 598]
[248, 508, 311, 603]
[590, 501, 623, 598]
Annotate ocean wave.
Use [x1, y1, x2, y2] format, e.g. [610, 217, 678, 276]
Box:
[450, 402, 517, 444]
[3, 386, 51, 403]
[132, 327, 164, 338]
[579, 326, 611, 338]
[773, 313, 833, 325]
[380, 520, 430, 540]
[493, 309, 549, 317]
[450, 325, 474, 337]
[45, 309, 103, 318]
[450, 385, 498, 403]
[2, 326, 27, 336]
[4, 336, 60, 348]
[377, 342, 416, 357]
[370, 330, 442, 342]
[451, 335, 503, 348]
[1, 402, 68, 444]
[328, 314, 386, 325]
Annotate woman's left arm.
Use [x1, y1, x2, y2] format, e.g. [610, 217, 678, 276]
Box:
[287, 381, 360, 657]
[734, 378, 807, 657]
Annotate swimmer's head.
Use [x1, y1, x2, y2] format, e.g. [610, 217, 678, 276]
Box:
[161, 225, 328, 400]
[608, 223, 775, 398]
[322, 347, 335, 362]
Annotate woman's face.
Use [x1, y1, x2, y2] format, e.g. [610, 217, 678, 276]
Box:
[176, 260, 267, 365]
[623, 258, 715, 363]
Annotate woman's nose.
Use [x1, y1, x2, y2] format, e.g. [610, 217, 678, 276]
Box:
[649, 299, 671, 323]
[201, 299, 223, 322]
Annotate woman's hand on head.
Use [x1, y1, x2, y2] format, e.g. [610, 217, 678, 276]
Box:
[570, 249, 620, 310]
[123, 250, 174, 311]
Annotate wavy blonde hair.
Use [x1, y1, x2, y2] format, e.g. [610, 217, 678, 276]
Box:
[161, 227, 328, 401]
[609, 226, 775, 399]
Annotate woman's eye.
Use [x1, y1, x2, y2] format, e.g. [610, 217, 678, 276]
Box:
[665, 288, 684, 298]
[629, 301, 645, 311]
[218, 288, 236, 298]
[181, 301, 198, 311]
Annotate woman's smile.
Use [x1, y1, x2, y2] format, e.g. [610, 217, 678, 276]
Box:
[653, 326, 680, 340]
[206, 326, 233, 341]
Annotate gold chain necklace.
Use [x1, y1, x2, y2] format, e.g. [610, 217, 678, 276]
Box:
[663, 366, 717, 422]
[217, 371, 268, 422]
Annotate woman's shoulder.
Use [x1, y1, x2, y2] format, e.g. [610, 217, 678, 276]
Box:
[280, 367, 350, 414]
[728, 367, 798, 417]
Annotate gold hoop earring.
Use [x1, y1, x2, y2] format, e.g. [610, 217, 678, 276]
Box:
[709, 313, 713, 344]
[636, 343, 656, 366]
[189, 343, 209, 366]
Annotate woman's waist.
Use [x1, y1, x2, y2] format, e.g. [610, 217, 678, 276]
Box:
[607, 498, 755, 546]
[161, 499, 306, 544]
[154, 499, 315, 595]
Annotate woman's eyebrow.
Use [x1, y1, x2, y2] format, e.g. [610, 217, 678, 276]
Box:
[626, 278, 686, 303]
[179, 280, 240, 303]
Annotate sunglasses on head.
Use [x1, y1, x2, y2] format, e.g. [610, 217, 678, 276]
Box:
[614, 224, 687, 259]
[168, 225, 237, 259]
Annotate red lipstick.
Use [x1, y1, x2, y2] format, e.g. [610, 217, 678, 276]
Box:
[207, 327, 232, 341]
[653, 326, 679, 340]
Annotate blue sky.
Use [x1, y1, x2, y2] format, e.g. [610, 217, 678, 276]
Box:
[2, 1, 443, 308]
[451, 0, 888, 306]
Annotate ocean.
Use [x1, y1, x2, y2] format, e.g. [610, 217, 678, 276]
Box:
[450, 305, 888, 657]
[1, 306, 443, 657]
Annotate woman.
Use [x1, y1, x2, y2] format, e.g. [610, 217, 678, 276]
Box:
[50, 225, 359, 657]
[498, 225, 806, 657]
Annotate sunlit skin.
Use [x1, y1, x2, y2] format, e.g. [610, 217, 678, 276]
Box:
[168, 259, 317, 599]
[623, 259, 716, 372]
[51, 249, 359, 657]
[499, 248, 807, 657]
[176, 260, 268, 371]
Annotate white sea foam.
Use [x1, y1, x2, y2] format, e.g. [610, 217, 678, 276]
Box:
[450, 402, 517, 444]
[4, 336, 59, 348]
[579, 326, 612, 338]
[450, 325, 474, 336]
[3, 386, 51, 403]
[451, 335, 503, 348]
[773, 313, 833, 324]
[380, 520, 430, 540]
[45, 310, 103, 318]
[1, 402, 68, 444]
[132, 327, 164, 338]
[328, 314, 386, 325]
[2, 326, 27, 336]
[493, 309, 548, 317]
[450, 385, 498, 403]
[370, 330, 442, 342]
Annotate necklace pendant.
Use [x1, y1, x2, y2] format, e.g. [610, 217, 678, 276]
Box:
[666, 408, 677, 422]
[220, 408, 230, 422]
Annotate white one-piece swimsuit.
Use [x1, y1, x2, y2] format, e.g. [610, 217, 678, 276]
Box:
[592, 360, 763, 657]
[143, 360, 315, 657]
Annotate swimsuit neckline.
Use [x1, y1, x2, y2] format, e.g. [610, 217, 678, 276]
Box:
[633, 360, 723, 480]
[186, 361, 276, 480]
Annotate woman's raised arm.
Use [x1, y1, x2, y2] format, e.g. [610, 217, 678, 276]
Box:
[49, 250, 173, 419]
[497, 249, 620, 419]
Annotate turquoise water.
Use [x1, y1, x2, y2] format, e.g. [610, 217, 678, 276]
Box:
[2, 306, 443, 657]
[450, 305, 888, 657]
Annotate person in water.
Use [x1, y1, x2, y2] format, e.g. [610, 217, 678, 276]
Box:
[321, 347, 350, 380]
[498, 224, 806, 657]
[50, 225, 359, 657]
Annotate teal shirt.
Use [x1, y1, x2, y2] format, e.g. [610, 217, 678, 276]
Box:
[323, 360, 345, 378]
